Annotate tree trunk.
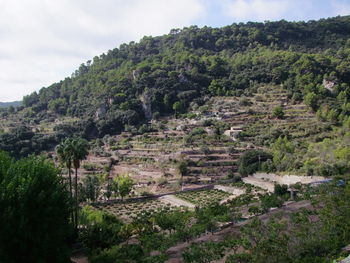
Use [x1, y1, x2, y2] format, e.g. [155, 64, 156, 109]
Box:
[75, 168, 78, 232]
[68, 168, 74, 226]
[181, 174, 183, 191]
[68, 168, 72, 198]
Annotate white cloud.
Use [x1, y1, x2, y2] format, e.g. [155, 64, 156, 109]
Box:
[331, 0, 350, 16]
[219, 0, 350, 23]
[0, 0, 206, 101]
[220, 0, 293, 21]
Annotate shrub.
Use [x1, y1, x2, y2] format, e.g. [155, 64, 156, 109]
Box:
[304, 92, 319, 111]
[157, 177, 168, 186]
[227, 146, 238, 155]
[183, 241, 225, 263]
[90, 244, 143, 263]
[248, 205, 262, 216]
[239, 97, 251, 106]
[272, 105, 285, 119]
[238, 150, 272, 176]
[200, 145, 211, 155]
[83, 163, 97, 171]
[260, 194, 284, 212]
[274, 184, 288, 196]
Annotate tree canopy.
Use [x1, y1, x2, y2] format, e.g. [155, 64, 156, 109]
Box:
[0, 152, 71, 263]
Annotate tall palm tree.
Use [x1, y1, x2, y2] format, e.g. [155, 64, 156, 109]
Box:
[56, 138, 74, 224]
[70, 137, 89, 231]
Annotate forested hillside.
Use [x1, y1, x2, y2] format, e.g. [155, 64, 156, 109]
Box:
[1, 16, 350, 159]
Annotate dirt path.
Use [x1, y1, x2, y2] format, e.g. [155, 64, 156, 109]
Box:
[214, 185, 245, 195]
[159, 195, 196, 209]
[165, 200, 311, 262]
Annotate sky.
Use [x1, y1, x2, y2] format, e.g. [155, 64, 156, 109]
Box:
[0, 0, 349, 102]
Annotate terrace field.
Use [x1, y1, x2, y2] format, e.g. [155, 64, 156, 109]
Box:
[70, 84, 331, 198]
[92, 198, 182, 222]
[175, 189, 232, 207]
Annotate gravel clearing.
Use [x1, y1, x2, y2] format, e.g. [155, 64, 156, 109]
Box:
[243, 173, 326, 192]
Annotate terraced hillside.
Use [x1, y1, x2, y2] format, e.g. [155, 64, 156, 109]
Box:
[75, 85, 329, 196]
[0, 85, 328, 196]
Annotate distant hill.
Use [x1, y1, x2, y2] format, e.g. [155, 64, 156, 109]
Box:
[0, 101, 21, 108]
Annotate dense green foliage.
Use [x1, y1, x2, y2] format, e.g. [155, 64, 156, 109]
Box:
[79, 174, 101, 202]
[79, 207, 125, 251]
[80, 201, 241, 262]
[0, 152, 71, 263]
[179, 181, 350, 263]
[0, 126, 56, 158]
[111, 174, 134, 200]
[183, 241, 226, 263]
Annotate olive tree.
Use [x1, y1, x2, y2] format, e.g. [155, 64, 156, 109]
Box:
[112, 174, 134, 200]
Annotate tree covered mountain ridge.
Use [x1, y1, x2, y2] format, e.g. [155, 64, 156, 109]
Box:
[1, 15, 350, 158]
[0, 101, 21, 108]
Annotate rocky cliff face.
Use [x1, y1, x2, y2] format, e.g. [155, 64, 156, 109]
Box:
[95, 104, 108, 119]
[140, 90, 152, 120]
[323, 79, 336, 92]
